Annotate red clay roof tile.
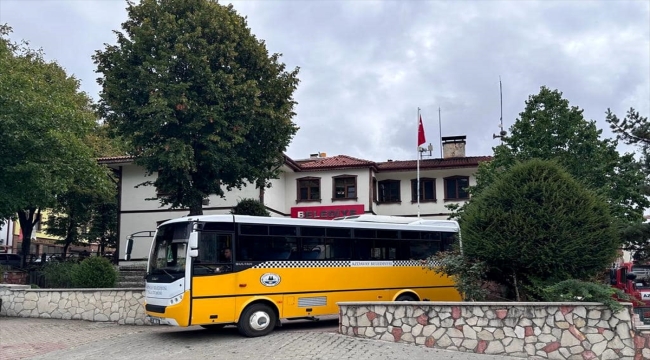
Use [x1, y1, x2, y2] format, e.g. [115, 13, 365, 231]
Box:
[96, 154, 493, 171]
[376, 156, 492, 171]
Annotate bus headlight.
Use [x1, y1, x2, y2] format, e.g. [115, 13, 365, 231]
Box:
[170, 293, 184, 305]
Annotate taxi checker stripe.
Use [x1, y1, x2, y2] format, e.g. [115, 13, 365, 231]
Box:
[251, 260, 441, 269]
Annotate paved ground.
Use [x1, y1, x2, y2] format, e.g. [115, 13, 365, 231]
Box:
[0, 317, 521, 360]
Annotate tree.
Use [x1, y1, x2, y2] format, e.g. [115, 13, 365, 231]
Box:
[0, 24, 106, 266]
[85, 199, 118, 257]
[94, 0, 300, 216]
[606, 108, 650, 261]
[231, 198, 270, 217]
[44, 123, 119, 259]
[456, 87, 649, 255]
[460, 159, 619, 301]
[606, 107, 650, 147]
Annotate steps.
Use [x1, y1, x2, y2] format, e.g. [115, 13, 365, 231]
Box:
[116, 265, 147, 288]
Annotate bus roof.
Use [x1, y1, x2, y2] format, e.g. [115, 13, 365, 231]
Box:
[159, 214, 459, 232]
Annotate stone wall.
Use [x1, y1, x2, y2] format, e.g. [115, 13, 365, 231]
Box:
[0, 284, 150, 325]
[338, 301, 649, 360]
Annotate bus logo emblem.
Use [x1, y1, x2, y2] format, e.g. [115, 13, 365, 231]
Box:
[261, 273, 281, 287]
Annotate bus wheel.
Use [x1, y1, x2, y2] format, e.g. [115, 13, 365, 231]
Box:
[200, 324, 226, 331]
[238, 303, 277, 337]
[395, 293, 417, 301]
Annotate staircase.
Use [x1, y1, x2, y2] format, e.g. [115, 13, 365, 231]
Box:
[116, 264, 147, 288]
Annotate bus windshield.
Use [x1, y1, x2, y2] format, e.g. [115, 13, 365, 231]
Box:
[148, 222, 191, 276]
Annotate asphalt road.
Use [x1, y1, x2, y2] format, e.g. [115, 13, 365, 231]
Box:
[0, 316, 522, 360]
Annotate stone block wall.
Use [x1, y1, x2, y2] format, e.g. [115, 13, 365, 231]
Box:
[338, 301, 649, 360]
[0, 284, 150, 325]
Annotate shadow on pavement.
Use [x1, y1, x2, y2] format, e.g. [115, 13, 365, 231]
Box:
[153, 317, 340, 340]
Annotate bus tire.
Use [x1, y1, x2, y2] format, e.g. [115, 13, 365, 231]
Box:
[200, 324, 226, 331]
[237, 303, 277, 337]
[395, 293, 418, 301]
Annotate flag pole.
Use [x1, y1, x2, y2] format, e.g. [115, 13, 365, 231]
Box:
[439, 107, 442, 158]
[417, 107, 421, 218]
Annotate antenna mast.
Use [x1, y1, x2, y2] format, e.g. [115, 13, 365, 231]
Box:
[493, 76, 507, 144]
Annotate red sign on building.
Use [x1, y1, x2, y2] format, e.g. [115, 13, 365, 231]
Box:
[290, 205, 365, 220]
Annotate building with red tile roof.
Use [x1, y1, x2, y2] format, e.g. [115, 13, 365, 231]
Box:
[98, 136, 492, 260]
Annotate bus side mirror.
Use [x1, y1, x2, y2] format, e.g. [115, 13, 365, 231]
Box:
[189, 249, 198, 257]
[188, 232, 198, 249]
[125, 237, 134, 261]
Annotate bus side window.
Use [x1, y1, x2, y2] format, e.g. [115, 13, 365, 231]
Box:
[353, 239, 372, 260]
[441, 232, 456, 251]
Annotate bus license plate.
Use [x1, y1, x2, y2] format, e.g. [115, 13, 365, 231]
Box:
[149, 317, 161, 325]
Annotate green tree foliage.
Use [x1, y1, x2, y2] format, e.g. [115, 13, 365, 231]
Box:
[472, 87, 648, 221]
[86, 200, 118, 258]
[0, 25, 108, 266]
[45, 110, 120, 260]
[72, 256, 118, 288]
[606, 107, 650, 147]
[542, 279, 634, 312]
[86, 122, 130, 158]
[429, 249, 489, 301]
[461, 159, 619, 301]
[93, 0, 300, 216]
[231, 198, 270, 217]
[41, 260, 78, 288]
[606, 108, 650, 261]
[455, 87, 649, 260]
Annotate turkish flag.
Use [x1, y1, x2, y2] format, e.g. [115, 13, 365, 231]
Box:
[418, 115, 426, 146]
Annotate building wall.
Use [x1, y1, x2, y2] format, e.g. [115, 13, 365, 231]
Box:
[373, 167, 477, 218]
[285, 168, 371, 211]
[264, 171, 287, 215]
[115, 162, 480, 259]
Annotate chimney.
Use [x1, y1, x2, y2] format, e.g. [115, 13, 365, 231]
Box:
[309, 152, 327, 159]
[441, 136, 466, 158]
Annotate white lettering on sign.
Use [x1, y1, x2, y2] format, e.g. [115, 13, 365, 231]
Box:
[146, 284, 168, 297]
[350, 261, 393, 267]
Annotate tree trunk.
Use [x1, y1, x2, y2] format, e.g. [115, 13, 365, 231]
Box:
[513, 271, 521, 302]
[257, 179, 266, 204]
[188, 189, 204, 216]
[17, 208, 39, 268]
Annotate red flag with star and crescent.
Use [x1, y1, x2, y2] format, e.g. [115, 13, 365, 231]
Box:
[418, 115, 426, 146]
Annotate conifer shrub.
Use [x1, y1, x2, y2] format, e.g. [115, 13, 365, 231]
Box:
[72, 255, 118, 288]
[459, 159, 619, 301]
[231, 198, 270, 217]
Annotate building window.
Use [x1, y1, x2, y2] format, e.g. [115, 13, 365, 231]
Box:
[378, 180, 400, 203]
[444, 176, 470, 200]
[411, 178, 436, 202]
[333, 175, 357, 200]
[297, 177, 320, 202]
[372, 178, 378, 203]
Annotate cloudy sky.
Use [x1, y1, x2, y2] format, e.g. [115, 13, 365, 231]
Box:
[1, 0, 648, 162]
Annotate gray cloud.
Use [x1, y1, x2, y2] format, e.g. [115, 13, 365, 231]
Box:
[1, 0, 648, 163]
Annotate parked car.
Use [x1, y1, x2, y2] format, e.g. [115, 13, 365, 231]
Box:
[0, 253, 22, 268]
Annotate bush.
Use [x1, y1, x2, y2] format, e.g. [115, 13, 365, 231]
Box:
[542, 279, 633, 312]
[42, 261, 78, 288]
[231, 198, 270, 217]
[72, 256, 118, 288]
[429, 249, 490, 301]
[460, 159, 619, 301]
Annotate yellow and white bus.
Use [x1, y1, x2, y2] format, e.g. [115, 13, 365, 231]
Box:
[140, 214, 462, 337]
